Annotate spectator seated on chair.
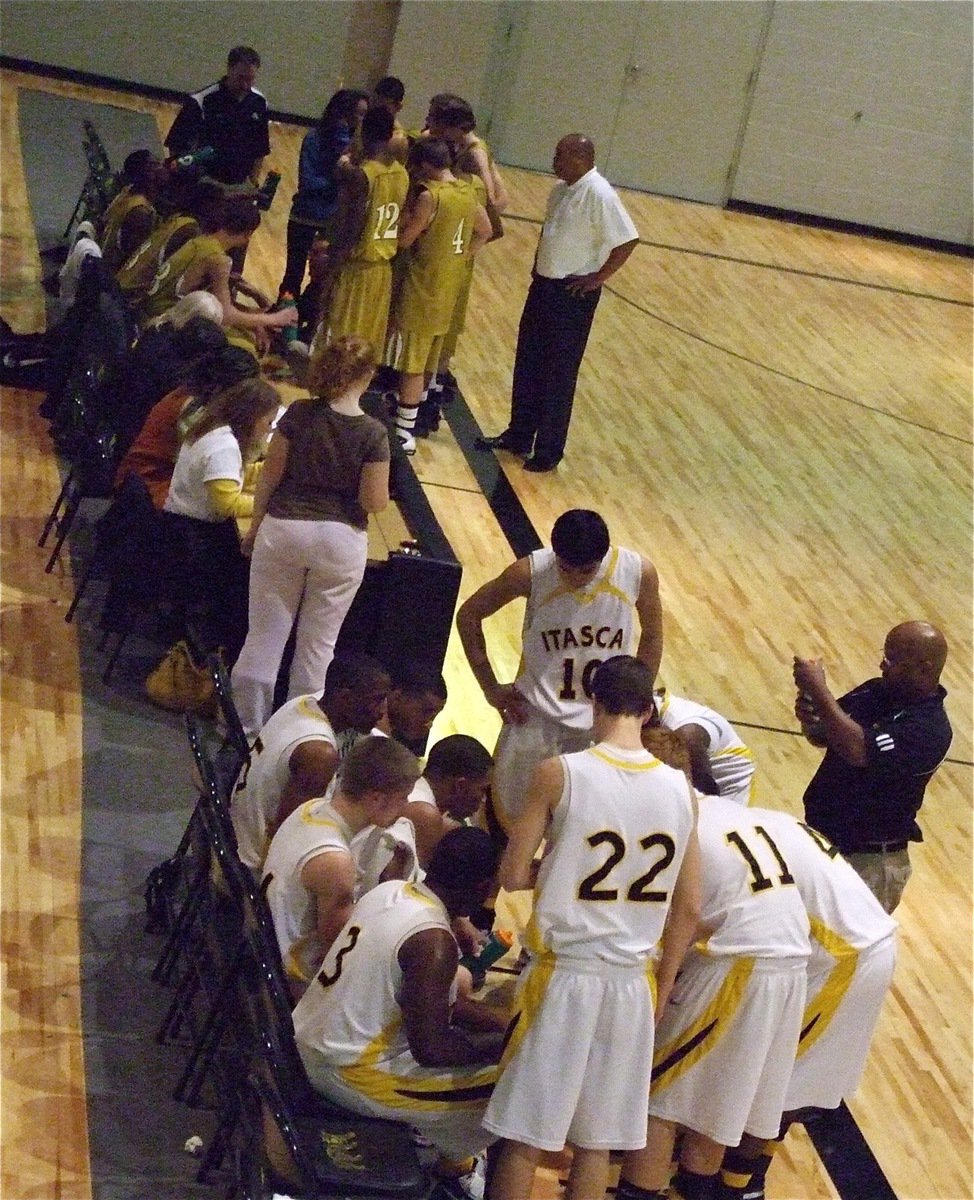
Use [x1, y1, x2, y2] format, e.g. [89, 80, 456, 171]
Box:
[103, 290, 227, 455]
[114, 343, 256, 510]
[160, 376, 280, 664]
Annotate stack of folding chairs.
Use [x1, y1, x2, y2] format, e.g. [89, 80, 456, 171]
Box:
[147, 677, 427, 1198]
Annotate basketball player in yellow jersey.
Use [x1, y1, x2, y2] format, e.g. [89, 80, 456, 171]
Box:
[369, 76, 410, 164]
[116, 210, 199, 309]
[142, 194, 295, 350]
[426, 96, 509, 216]
[116, 178, 220, 309]
[416, 152, 502, 438]
[386, 139, 491, 452]
[318, 106, 409, 352]
[99, 150, 164, 274]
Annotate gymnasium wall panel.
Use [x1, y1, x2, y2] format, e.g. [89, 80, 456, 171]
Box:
[386, 0, 505, 135]
[0, 0, 354, 119]
[731, 0, 973, 243]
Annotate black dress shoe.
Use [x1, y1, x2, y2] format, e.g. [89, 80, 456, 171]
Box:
[523, 456, 558, 472]
[474, 432, 530, 454]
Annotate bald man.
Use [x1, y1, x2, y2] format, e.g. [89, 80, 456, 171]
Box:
[794, 620, 951, 911]
[476, 133, 638, 472]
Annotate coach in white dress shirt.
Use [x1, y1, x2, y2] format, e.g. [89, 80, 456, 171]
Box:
[477, 134, 638, 472]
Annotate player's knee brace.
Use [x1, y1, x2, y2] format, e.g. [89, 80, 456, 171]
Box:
[670, 1165, 717, 1200]
[714, 1146, 757, 1198]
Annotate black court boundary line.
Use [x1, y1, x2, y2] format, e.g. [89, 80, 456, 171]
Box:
[601, 283, 974, 447]
[502, 211, 972, 308]
[363, 388, 458, 564]
[728, 197, 973, 262]
[731, 719, 973, 769]
[448, 383, 904, 1200]
[441, 395, 542, 561]
[803, 1103, 899, 1200]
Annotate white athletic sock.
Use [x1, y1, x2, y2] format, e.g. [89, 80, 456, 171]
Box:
[395, 404, 419, 453]
[395, 403, 419, 434]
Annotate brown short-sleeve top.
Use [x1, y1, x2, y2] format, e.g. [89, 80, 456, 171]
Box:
[267, 400, 390, 530]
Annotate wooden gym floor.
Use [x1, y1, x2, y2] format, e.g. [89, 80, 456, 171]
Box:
[0, 67, 971, 1200]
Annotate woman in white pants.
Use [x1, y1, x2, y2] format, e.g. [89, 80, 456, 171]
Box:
[231, 335, 390, 735]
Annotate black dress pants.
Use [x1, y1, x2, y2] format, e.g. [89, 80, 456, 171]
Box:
[508, 275, 601, 467]
[279, 220, 320, 299]
[279, 219, 332, 331]
[161, 512, 250, 665]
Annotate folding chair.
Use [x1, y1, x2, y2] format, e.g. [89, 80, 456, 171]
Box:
[208, 652, 252, 795]
[155, 715, 249, 1109]
[222, 918, 427, 1199]
[63, 119, 117, 240]
[39, 378, 118, 573]
[151, 713, 230, 985]
[88, 473, 188, 682]
[65, 472, 150, 622]
[40, 273, 137, 573]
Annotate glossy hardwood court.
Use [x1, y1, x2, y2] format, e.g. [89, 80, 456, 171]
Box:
[1, 67, 971, 1200]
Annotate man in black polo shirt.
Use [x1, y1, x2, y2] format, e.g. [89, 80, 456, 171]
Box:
[794, 620, 951, 912]
[166, 46, 269, 188]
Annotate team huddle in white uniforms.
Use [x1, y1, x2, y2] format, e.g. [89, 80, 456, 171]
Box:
[223, 508, 898, 1200]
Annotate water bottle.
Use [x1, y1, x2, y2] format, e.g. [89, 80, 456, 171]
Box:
[167, 146, 216, 172]
[277, 292, 299, 343]
[460, 929, 514, 987]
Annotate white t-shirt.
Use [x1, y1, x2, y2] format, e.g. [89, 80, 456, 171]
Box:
[164, 424, 242, 520]
[535, 168, 638, 280]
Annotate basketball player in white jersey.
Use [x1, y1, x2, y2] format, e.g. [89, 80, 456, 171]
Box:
[262, 736, 419, 992]
[230, 653, 390, 871]
[293, 827, 504, 1200]
[403, 734, 493, 868]
[619, 777, 810, 1200]
[484, 656, 701, 1200]
[651, 686, 756, 804]
[716, 810, 897, 1200]
[456, 509, 662, 840]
